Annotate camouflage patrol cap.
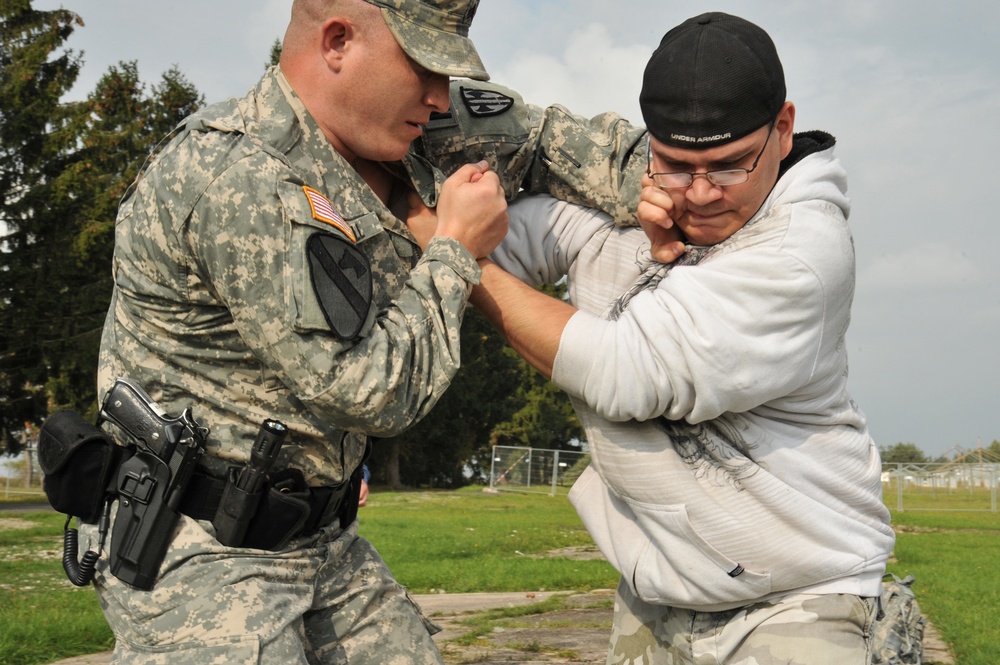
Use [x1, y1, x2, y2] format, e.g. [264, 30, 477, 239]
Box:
[364, 0, 489, 81]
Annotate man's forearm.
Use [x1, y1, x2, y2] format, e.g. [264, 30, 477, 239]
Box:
[470, 260, 576, 379]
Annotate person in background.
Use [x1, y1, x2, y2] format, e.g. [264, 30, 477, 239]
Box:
[359, 464, 371, 507]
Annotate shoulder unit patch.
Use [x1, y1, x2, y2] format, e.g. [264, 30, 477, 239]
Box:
[306, 232, 372, 340]
[460, 87, 515, 117]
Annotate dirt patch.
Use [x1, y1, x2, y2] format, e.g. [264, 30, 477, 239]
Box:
[528, 545, 605, 561]
[427, 589, 955, 665]
[922, 622, 955, 665]
[432, 591, 613, 665]
[441, 625, 609, 664]
[894, 523, 997, 536]
[0, 517, 34, 530]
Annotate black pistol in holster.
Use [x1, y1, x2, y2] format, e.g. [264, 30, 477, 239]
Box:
[98, 378, 208, 590]
[212, 418, 287, 547]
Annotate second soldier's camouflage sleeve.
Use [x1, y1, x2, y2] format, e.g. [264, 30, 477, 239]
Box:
[408, 80, 648, 227]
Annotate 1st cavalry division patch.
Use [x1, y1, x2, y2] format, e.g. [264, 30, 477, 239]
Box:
[306, 232, 372, 340]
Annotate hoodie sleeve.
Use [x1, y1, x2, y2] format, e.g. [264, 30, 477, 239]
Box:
[552, 197, 855, 424]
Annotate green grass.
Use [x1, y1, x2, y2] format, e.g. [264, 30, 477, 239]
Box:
[1, 490, 998, 665]
[357, 489, 619, 593]
[886, 510, 1000, 665]
[883, 479, 997, 512]
[0, 489, 618, 665]
[882, 476, 1000, 663]
[0, 486, 47, 504]
[890, 534, 996, 664]
[0, 511, 114, 665]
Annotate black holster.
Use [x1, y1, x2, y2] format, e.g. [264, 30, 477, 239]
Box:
[39, 409, 365, 554]
[243, 463, 363, 548]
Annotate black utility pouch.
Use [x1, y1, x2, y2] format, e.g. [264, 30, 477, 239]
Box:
[38, 410, 132, 523]
[336, 463, 365, 529]
[241, 469, 311, 551]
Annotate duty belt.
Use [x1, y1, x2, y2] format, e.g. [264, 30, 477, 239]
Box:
[178, 465, 362, 551]
[37, 379, 366, 591]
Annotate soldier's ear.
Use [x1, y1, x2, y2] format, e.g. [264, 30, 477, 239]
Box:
[320, 17, 353, 73]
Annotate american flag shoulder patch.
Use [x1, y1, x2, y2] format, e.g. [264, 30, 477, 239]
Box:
[303, 185, 356, 243]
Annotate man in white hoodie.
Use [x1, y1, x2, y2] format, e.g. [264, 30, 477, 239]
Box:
[461, 12, 895, 665]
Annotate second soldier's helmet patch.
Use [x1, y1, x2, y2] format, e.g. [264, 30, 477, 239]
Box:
[307, 232, 372, 340]
[460, 87, 515, 117]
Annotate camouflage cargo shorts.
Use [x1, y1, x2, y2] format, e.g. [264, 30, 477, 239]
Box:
[607, 577, 878, 665]
[80, 511, 442, 664]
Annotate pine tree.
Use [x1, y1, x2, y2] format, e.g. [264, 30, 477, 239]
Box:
[43, 62, 202, 423]
[0, 1, 85, 453]
[0, 2, 204, 454]
[266, 38, 282, 69]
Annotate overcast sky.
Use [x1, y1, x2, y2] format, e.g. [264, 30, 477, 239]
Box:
[34, 0, 1000, 459]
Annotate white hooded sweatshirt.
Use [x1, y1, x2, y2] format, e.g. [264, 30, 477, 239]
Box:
[492, 135, 895, 612]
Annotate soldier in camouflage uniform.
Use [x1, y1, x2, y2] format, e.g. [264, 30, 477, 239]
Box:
[80, 1, 508, 663]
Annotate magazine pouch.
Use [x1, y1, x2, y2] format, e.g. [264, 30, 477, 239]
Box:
[37, 409, 132, 523]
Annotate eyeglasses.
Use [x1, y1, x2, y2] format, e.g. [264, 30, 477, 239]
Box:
[646, 124, 774, 189]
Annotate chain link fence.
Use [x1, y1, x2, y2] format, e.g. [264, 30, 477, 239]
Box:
[1, 442, 43, 500]
[488, 445, 590, 495]
[882, 462, 999, 512]
[488, 450, 999, 512]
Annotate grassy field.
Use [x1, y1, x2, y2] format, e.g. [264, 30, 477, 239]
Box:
[882, 476, 998, 512]
[0, 509, 114, 665]
[886, 510, 999, 665]
[358, 489, 620, 594]
[1, 487, 998, 665]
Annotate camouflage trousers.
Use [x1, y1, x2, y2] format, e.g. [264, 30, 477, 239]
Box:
[607, 578, 878, 665]
[79, 511, 442, 664]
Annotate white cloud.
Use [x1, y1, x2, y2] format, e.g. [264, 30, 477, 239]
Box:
[489, 23, 650, 123]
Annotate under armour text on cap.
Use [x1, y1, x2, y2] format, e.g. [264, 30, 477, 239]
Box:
[640, 12, 785, 149]
[364, 0, 488, 81]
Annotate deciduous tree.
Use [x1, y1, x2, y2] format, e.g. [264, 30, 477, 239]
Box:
[880, 442, 928, 465]
[369, 308, 525, 488]
[369, 285, 583, 489]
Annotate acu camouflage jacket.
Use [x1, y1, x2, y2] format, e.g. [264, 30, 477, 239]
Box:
[99, 71, 645, 486]
[99, 68, 482, 485]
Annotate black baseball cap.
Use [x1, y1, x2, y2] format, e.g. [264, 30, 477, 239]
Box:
[640, 12, 785, 149]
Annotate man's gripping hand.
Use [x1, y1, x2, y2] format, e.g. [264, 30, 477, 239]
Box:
[431, 161, 509, 259]
[638, 173, 686, 263]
